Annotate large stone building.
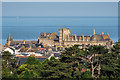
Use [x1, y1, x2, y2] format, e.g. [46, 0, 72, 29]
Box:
[38, 28, 113, 49]
[6, 28, 113, 50]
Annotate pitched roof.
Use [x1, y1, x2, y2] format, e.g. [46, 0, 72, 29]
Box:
[102, 35, 110, 40]
[91, 34, 111, 41]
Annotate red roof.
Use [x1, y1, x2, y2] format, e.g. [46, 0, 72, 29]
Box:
[39, 48, 45, 50]
[81, 68, 86, 72]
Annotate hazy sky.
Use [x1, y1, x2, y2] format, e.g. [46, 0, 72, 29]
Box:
[2, 2, 118, 16]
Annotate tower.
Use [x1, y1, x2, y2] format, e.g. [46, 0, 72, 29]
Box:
[93, 28, 95, 35]
[59, 29, 62, 45]
[59, 28, 71, 45]
[7, 33, 13, 46]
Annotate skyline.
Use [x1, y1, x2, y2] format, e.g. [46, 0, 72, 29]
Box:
[2, 2, 119, 45]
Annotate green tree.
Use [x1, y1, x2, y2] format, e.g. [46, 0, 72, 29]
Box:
[101, 43, 120, 79]
[50, 56, 56, 61]
[87, 45, 108, 78]
[2, 51, 17, 78]
[81, 71, 92, 78]
[60, 45, 86, 78]
[25, 56, 40, 65]
[14, 57, 41, 78]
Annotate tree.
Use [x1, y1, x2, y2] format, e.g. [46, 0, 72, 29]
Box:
[2, 51, 17, 79]
[14, 57, 41, 78]
[101, 43, 120, 79]
[25, 56, 40, 65]
[87, 45, 108, 78]
[50, 56, 56, 61]
[81, 71, 92, 78]
[41, 60, 73, 78]
[60, 45, 85, 78]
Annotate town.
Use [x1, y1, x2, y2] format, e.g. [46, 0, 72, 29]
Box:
[0, 28, 120, 79]
[0, 27, 115, 65]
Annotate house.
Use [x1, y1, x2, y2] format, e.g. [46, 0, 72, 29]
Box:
[48, 52, 61, 59]
[4, 47, 15, 54]
[14, 54, 48, 65]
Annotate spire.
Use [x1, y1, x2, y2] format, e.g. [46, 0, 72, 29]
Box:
[7, 33, 13, 41]
[93, 28, 95, 35]
[38, 32, 41, 39]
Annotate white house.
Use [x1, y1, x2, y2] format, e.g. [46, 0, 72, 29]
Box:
[4, 47, 14, 54]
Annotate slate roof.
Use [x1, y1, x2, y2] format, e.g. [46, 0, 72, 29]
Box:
[14, 55, 48, 65]
[39, 32, 58, 40]
[91, 34, 110, 41]
[15, 57, 47, 65]
[53, 53, 61, 57]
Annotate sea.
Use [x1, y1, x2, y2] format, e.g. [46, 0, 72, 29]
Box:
[2, 16, 118, 45]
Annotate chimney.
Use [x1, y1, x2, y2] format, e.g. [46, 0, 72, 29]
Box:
[79, 36, 81, 41]
[93, 28, 95, 35]
[74, 34, 77, 41]
[72, 36, 74, 41]
[102, 32, 104, 35]
[82, 34, 84, 41]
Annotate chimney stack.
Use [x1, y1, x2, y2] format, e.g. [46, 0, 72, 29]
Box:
[82, 34, 84, 41]
[74, 34, 77, 41]
[102, 32, 104, 35]
[93, 28, 95, 35]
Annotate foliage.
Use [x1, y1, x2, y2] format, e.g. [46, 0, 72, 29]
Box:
[81, 71, 92, 78]
[2, 43, 120, 79]
[2, 51, 17, 79]
[100, 43, 120, 79]
[25, 56, 40, 65]
[50, 56, 56, 61]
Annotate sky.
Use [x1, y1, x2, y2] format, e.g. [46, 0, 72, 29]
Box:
[1, 0, 120, 2]
[2, 2, 118, 16]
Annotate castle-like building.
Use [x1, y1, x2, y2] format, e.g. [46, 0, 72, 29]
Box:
[6, 28, 113, 50]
